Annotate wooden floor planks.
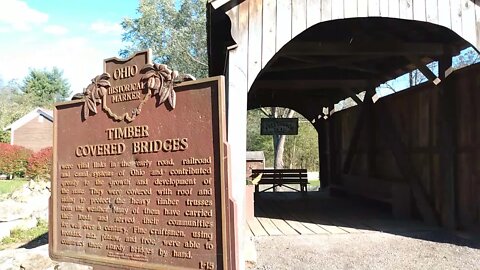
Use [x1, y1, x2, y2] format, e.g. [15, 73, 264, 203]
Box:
[247, 191, 432, 237]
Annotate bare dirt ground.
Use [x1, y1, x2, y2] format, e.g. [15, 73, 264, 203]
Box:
[251, 230, 480, 270]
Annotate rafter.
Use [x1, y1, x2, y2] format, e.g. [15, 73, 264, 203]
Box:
[279, 42, 450, 57]
[340, 88, 364, 105]
[266, 55, 385, 73]
[254, 79, 370, 90]
[406, 56, 441, 85]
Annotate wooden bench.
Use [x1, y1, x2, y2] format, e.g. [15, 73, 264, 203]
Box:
[251, 169, 308, 193]
[330, 174, 412, 219]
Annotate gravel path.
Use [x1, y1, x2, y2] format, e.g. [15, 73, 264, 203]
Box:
[251, 231, 480, 270]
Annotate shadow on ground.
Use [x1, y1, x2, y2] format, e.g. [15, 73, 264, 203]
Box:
[252, 190, 480, 249]
[20, 232, 48, 249]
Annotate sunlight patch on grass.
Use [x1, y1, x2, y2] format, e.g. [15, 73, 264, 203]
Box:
[0, 179, 27, 195]
[308, 179, 320, 186]
[0, 220, 48, 249]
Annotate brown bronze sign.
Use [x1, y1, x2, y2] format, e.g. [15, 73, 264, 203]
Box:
[50, 52, 232, 270]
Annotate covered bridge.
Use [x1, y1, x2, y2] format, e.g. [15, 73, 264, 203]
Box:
[207, 0, 480, 268]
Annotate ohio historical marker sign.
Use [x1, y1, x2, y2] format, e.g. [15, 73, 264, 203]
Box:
[50, 50, 233, 270]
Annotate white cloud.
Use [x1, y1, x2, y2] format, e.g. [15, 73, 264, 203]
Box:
[0, 36, 119, 97]
[90, 21, 122, 35]
[0, 0, 48, 31]
[43, 25, 68, 35]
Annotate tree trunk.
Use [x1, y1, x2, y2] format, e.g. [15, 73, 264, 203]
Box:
[272, 109, 295, 169]
[274, 134, 286, 169]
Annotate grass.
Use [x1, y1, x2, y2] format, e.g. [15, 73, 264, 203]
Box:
[0, 219, 48, 249]
[0, 178, 27, 195]
[308, 179, 320, 186]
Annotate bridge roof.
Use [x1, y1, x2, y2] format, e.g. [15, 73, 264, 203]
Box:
[247, 17, 470, 110]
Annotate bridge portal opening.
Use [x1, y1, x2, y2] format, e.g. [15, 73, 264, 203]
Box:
[245, 17, 480, 233]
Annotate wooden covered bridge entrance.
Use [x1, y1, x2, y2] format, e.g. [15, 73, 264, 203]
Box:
[207, 0, 480, 267]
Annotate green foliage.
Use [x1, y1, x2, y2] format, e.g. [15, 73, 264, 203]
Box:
[247, 109, 274, 167]
[284, 120, 319, 171]
[246, 108, 319, 171]
[0, 179, 27, 195]
[120, 0, 208, 79]
[0, 68, 69, 142]
[0, 219, 48, 249]
[0, 84, 38, 143]
[21, 67, 71, 104]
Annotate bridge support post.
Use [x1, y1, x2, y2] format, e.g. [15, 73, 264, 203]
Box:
[318, 106, 333, 189]
[438, 55, 457, 229]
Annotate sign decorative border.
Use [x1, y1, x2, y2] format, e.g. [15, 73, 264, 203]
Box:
[82, 52, 194, 122]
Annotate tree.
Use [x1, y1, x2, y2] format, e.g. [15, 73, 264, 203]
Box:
[284, 120, 319, 171]
[265, 108, 295, 169]
[247, 109, 274, 166]
[247, 108, 319, 171]
[0, 81, 36, 143]
[22, 67, 71, 104]
[120, 0, 208, 79]
[0, 68, 70, 143]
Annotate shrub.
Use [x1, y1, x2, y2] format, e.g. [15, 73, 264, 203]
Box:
[26, 147, 52, 181]
[0, 143, 32, 177]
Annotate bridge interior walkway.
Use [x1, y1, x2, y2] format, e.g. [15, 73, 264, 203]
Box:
[247, 191, 435, 237]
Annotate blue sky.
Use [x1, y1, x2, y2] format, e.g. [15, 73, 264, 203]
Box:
[0, 0, 139, 95]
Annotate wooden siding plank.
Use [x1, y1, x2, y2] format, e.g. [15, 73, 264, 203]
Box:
[262, 0, 277, 68]
[368, 0, 380, 16]
[226, 6, 239, 41]
[476, 0, 480, 49]
[226, 5, 249, 238]
[426, 0, 439, 24]
[238, 1, 249, 90]
[388, 0, 400, 18]
[292, 0, 307, 37]
[399, 0, 413, 19]
[413, 0, 426, 21]
[377, 102, 439, 225]
[379, 0, 389, 17]
[358, 0, 368, 17]
[332, 0, 345, 20]
[248, 0, 263, 89]
[438, 0, 452, 28]
[344, 0, 359, 18]
[306, 0, 321, 27]
[462, 0, 477, 46]
[451, 0, 463, 37]
[276, 0, 292, 51]
[321, 0, 332, 21]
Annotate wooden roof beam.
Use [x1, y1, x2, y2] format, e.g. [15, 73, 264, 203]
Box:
[280, 42, 450, 57]
[254, 79, 370, 90]
[266, 55, 386, 73]
[340, 88, 364, 105]
[406, 56, 441, 85]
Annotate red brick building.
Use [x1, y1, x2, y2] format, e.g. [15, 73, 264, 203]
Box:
[4, 108, 53, 152]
